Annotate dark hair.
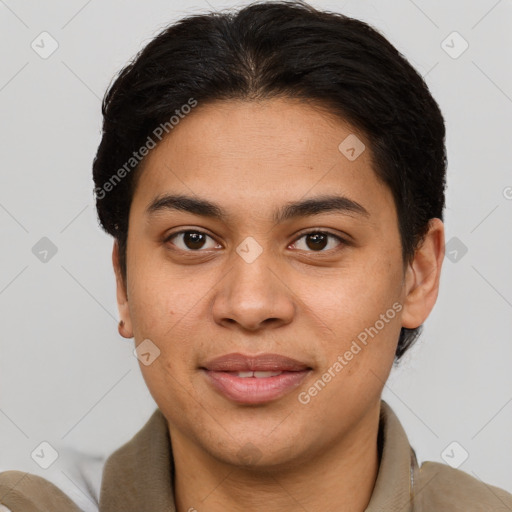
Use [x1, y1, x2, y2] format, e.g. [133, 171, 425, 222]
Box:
[92, 0, 446, 361]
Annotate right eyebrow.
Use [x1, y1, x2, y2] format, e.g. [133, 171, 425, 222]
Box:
[146, 194, 229, 221]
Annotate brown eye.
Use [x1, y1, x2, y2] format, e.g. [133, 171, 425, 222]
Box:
[165, 230, 220, 251]
[291, 231, 345, 252]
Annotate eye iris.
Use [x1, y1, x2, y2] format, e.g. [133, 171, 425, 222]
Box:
[184, 231, 206, 250]
[306, 233, 328, 251]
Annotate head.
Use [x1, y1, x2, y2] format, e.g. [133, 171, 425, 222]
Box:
[93, 0, 445, 469]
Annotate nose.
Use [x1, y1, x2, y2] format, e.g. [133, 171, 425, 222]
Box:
[211, 248, 295, 332]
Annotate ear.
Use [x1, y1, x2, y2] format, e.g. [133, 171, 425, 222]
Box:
[401, 218, 445, 329]
[112, 240, 134, 339]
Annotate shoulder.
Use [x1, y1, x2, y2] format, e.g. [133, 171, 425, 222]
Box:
[0, 470, 83, 512]
[416, 461, 512, 510]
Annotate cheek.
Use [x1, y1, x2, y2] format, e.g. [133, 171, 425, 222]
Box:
[297, 255, 403, 369]
[128, 280, 170, 338]
[304, 255, 401, 326]
[127, 275, 211, 388]
[127, 261, 197, 339]
[138, 356, 201, 432]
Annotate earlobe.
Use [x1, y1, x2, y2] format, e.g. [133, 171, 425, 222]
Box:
[112, 240, 134, 339]
[401, 218, 445, 329]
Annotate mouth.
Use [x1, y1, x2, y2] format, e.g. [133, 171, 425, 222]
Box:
[200, 353, 312, 404]
[224, 370, 287, 378]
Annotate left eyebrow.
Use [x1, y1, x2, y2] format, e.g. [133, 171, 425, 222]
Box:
[145, 193, 370, 223]
[274, 194, 370, 223]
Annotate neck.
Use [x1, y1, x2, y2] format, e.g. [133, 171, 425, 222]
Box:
[169, 402, 381, 512]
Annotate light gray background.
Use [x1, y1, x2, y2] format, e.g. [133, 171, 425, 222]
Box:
[1, 0, 511, 500]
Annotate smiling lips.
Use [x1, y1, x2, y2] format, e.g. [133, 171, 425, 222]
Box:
[201, 353, 312, 404]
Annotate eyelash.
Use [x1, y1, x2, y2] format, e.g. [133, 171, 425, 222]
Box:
[163, 229, 348, 254]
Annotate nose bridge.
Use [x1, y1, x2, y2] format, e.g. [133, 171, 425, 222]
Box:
[212, 238, 294, 329]
[233, 243, 275, 294]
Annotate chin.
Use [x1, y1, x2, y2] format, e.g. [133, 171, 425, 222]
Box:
[199, 426, 311, 472]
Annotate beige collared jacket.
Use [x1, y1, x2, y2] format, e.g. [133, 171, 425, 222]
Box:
[1, 400, 511, 511]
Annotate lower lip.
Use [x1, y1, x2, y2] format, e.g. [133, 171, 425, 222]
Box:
[202, 369, 311, 404]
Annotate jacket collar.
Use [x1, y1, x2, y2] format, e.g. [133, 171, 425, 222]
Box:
[365, 400, 417, 511]
[99, 400, 417, 511]
[98, 406, 175, 511]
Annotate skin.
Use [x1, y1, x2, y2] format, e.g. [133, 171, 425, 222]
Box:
[113, 97, 445, 512]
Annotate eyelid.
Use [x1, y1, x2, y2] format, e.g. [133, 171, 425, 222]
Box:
[293, 227, 348, 240]
[164, 228, 213, 240]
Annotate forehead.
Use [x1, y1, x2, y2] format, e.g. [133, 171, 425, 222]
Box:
[145, 98, 364, 170]
[130, 98, 394, 224]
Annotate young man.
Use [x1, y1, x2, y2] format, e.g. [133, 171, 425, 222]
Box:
[1, 1, 511, 510]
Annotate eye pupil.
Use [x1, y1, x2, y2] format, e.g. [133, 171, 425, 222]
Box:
[184, 231, 206, 250]
[306, 233, 328, 251]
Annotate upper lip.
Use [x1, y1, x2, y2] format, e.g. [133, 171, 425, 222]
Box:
[201, 353, 311, 372]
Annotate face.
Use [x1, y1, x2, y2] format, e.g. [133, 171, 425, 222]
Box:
[114, 98, 443, 470]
